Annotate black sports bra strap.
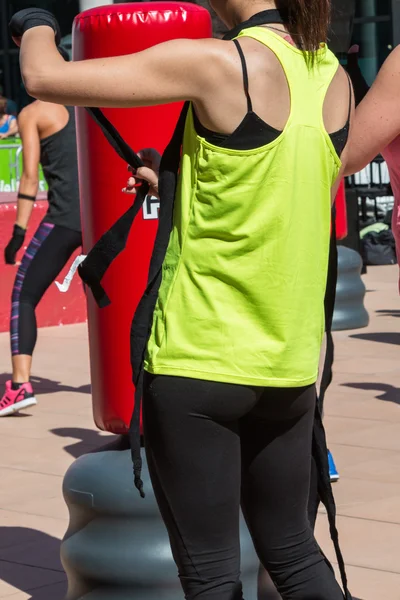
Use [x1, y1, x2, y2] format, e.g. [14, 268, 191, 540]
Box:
[233, 39, 253, 113]
[345, 71, 353, 124]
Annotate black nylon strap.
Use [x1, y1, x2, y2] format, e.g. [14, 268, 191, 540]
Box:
[313, 400, 352, 600]
[77, 108, 149, 306]
[128, 102, 190, 496]
[78, 184, 149, 307]
[85, 107, 144, 170]
[319, 210, 338, 416]
[311, 212, 352, 599]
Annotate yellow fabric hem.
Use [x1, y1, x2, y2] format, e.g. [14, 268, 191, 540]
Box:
[143, 362, 318, 388]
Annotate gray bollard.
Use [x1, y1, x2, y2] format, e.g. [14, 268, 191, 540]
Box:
[332, 247, 369, 331]
[61, 438, 259, 600]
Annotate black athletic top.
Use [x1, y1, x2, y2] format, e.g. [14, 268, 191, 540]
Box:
[40, 106, 81, 232]
[193, 39, 351, 157]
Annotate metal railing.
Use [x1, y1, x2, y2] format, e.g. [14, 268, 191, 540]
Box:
[0, 142, 22, 182]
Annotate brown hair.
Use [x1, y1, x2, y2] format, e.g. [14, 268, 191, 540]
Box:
[0, 97, 7, 117]
[277, 0, 331, 54]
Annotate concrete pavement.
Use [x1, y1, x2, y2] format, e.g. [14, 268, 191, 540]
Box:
[0, 265, 399, 599]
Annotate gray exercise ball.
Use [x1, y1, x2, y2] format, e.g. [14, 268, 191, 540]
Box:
[332, 247, 369, 331]
[61, 439, 260, 600]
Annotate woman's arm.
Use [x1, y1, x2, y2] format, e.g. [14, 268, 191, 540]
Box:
[16, 106, 40, 229]
[345, 46, 400, 175]
[19, 26, 218, 108]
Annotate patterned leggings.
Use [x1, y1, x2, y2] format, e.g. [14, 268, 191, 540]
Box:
[11, 221, 82, 356]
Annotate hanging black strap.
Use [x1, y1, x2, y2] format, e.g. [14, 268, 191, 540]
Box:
[85, 107, 144, 169]
[77, 188, 148, 307]
[77, 107, 149, 307]
[78, 100, 189, 496]
[319, 210, 338, 416]
[128, 102, 190, 498]
[313, 400, 352, 600]
[311, 210, 352, 599]
[308, 215, 337, 517]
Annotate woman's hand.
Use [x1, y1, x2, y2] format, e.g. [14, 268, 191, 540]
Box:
[9, 8, 61, 45]
[4, 224, 26, 265]
[123, 148, 161, 199]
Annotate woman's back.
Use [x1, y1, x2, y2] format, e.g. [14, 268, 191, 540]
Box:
[145, 27, 349, 387]
[193, 27, 352, 188]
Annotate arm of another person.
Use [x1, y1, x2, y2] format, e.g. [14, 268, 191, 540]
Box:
[16, 108, 40, 229]
[345, 46, 400, 175]
[19, 27, 218, 108]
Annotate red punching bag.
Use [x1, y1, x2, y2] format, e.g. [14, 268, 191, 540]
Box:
[73, 2, 212, 434]
[335, 180, 348, 241]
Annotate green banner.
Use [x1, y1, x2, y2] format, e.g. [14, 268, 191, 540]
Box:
[0, 138, 47, 194]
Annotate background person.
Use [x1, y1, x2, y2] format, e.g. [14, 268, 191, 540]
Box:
[345, 45, 400, 283]
[0, 96, 18, 139]
[1, 49, 81, 417]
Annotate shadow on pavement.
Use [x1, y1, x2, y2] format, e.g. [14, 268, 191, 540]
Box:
[50, 427, 118, 458]
[0, 527, 66, 600]
[350, 332, 400, 346]
[0, 374, 91, 396]
[343, 382, 400, 405]
[376, 309, 400, 318]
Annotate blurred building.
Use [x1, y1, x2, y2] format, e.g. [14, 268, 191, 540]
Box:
[0, 0, 398, 110]
[351, 0, 396, 84]
[0, 0, 113, 109]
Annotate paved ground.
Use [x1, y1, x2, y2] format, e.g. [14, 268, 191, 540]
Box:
[0, 265, 399, 600]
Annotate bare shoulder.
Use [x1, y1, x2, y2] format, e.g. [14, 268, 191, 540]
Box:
[35, 101, 69, 132]
[143, 37, 237, 101]
[169, 36, 228, 56]
[18, 100, 40, 124]
[177, 37, 247, 94]
[36, 100, 67, 118]
[332, 64, 354, 106]
[336, 63, 350, 83]
[164, 37, 236, 77]
[18, 99, 65, 121]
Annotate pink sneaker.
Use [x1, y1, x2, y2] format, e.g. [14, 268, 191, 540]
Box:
[0, 381, 37, 416]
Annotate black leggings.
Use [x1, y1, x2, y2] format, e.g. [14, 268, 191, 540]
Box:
[143, 373, 343, 600]
[10, 221, 82, 356]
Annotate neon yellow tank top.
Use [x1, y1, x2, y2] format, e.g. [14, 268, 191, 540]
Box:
[145, 28, 341, 387]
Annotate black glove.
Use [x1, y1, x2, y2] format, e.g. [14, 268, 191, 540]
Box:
[4, 225, 26, 265]
[9, 8, 61, 45]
